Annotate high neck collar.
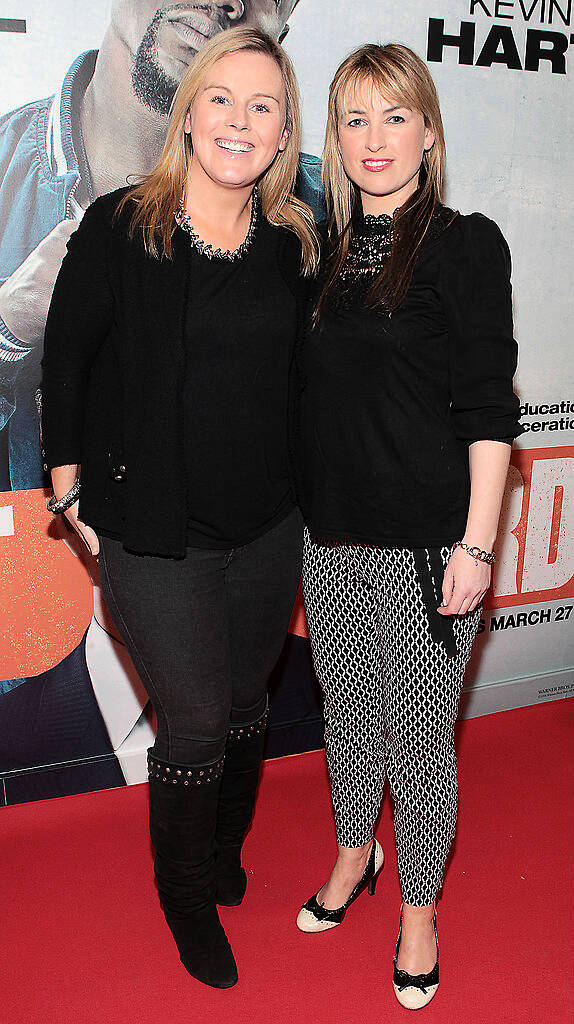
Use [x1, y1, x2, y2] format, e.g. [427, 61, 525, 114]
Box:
[362, 211, 394, 225]
[355, 208, 397, 239]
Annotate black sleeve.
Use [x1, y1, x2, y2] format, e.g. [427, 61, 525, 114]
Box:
[441, 213, 523, 444]
[276, 227, 306, 289]
[41, 198, 115, 469]
[276, 227, 314, 342]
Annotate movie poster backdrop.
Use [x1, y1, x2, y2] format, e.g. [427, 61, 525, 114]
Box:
[1, 1, 572, 804]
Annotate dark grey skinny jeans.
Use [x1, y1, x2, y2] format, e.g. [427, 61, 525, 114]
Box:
[98, 509, 302, 766]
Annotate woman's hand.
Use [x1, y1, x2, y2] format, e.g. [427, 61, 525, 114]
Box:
[50, 463, 99, 556]
[437, 440, 511, 616]
[62, 500, 100, 557]
[437, 546, 490, 617]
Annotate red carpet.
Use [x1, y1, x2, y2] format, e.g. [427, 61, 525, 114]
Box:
[4, 699, 572, 1024]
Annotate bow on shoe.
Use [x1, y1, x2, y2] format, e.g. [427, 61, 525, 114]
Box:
[303, 893, 346, 924]
[393, 962, 439, 994]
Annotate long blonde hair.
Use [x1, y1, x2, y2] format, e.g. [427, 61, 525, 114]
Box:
[317, 43, 449, 317]
[116, 26, 319, 273]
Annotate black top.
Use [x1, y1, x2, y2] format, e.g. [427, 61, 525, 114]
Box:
[183, 231, 296, 548]
[293, 207, 522, 549]
[41, 187, 307, 558]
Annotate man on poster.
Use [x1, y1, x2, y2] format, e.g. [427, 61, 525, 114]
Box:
[0, 0, 321, 490]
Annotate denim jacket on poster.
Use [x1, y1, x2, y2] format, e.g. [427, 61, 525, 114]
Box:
[0, 50, 323, 491]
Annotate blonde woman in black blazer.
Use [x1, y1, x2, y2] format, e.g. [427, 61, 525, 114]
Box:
[42, 27, 318, 990]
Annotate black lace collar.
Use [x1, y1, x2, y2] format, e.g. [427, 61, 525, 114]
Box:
[327, 205, 456, 314]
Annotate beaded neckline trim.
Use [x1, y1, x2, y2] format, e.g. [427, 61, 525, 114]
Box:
[175, 187, 259, 261]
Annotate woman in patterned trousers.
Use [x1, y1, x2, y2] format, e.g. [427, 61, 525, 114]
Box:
[292, 43, 522, 1009]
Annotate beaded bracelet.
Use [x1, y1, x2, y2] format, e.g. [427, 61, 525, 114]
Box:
[46, 477, 81, 515]
[451, 541, 495, 565]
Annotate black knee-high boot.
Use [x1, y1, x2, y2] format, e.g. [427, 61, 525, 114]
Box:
[215, 710, 268, 907]
[148, 752, 238, 988]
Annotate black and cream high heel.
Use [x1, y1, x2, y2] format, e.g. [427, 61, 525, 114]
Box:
[296, 839, 384, 933]
[393, 906, 439, 1010]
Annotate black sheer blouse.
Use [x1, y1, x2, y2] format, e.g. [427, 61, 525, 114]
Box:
[293, 207, 522, 549]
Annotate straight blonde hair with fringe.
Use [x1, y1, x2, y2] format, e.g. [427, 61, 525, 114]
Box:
[116, 26, 319, 274]
[317, 43, 449, 318]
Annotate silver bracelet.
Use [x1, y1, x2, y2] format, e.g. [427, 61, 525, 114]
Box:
[47, 477, 81, 515]
[451, 541, 495, 565]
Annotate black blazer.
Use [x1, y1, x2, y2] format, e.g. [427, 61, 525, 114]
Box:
[41, 187, 305, 558]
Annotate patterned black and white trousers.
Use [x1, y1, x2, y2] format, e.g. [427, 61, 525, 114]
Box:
[302, 530, 481, 906]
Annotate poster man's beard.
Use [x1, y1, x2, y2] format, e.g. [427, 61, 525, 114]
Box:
[131, 12, 186, 116]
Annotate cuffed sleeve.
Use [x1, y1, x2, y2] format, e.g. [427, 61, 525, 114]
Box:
[441, 213, 522, 443]
[41, 199, 115, 469]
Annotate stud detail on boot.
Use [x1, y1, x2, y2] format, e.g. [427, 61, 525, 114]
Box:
[148, 753, 225, 786]
[228, 709, 269, 742]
